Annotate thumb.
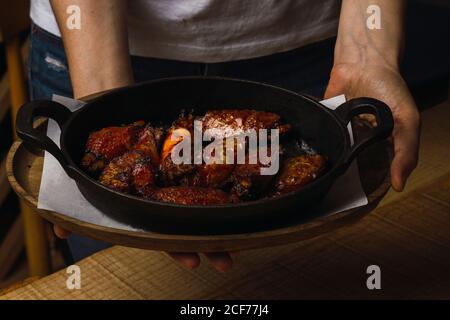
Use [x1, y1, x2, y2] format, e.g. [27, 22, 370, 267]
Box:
[390, 111, 420, 192]
[324, 77, 347, 100]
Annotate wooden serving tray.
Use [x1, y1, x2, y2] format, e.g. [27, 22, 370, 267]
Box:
[6, 120, 392, 252]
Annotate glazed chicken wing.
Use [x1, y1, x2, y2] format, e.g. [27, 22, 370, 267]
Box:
[99, 151, 156, 197]
[149, 186, 234, 205]
[134, 124, 165, 167]
[228, 142, 279, 200]
[230, 163, 275, 200]
[160, 114, 196, 185]
[180, 163, 235, 189]
[82, 121, 164, 175]
[201, 109, 291, 139]
[274, 154, 326, 195]
[179, 137, 237, 188]
[81, 121, 144, 174]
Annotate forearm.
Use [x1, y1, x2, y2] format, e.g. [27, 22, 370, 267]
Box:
[335, 0, 406, 70]
[50, 0, 133, 99]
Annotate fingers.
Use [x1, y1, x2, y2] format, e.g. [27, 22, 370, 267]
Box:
[323, 66, 349, 100]
[53, 225, 71, 239]
[53, 227, 233, 272]
[357, 113, 377, 127]
[168, 252, 201, 270]
[390, 108, 420, 192]
[324, 82, 343, 100]
[167, 252, 233, 272]
[204, 252, 233, 273]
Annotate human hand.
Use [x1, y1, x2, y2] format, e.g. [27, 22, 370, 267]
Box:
[324, 63, 420, 191]
[53, 225, 233, 272]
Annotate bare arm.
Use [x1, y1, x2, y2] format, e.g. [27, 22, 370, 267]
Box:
[334, 0, 405, 70]
[326, 0, 420, 192]
[50, 0, 133, 99]
[49, 1, 233, 272]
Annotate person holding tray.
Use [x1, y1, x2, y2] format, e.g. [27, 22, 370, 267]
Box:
[28, 0, 420, 272]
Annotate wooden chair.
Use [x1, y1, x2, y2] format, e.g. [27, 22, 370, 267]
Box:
[0, 0, 51, 277]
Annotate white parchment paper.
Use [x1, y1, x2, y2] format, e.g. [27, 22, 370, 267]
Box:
[38, 94, 367, 232]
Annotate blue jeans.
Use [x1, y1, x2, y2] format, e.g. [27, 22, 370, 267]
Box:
[29, 23, 335, 261]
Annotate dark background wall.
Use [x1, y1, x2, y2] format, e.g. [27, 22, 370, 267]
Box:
[402, 0, 450, 107]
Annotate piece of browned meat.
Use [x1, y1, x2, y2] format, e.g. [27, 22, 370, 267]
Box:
[149, 186, 234, 205]
[99, 151, 156, 197]
[160, 110, 290, 186]
[159, 114, 196, 185]
[273, 154, 326, 195]
[181, 154, 275, 200]
[81, 121, 165, 175]
[227, 143, 278, 200]
[81, 121, 145, 173]
[133, 124, 165, 167]
[179, 137, 236, 188]
[180, 163, 235, 189]
[201, 109, 291, 139]
[230, 162, 277, 200]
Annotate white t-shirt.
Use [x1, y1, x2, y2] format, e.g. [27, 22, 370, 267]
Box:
[30, 0, 340, 63]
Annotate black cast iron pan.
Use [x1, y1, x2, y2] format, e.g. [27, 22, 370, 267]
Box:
[16, 77, 393, 235]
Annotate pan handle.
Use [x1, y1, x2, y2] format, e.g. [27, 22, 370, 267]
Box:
[334, 97, 394, 168]
[16, 100, 73, 176]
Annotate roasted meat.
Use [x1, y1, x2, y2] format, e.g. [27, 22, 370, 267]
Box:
[81, 121, 165, 175]
[82, 109, 326, 206]
[99, 151, 156, 197]
[201, 109, 291, 139]
[180, 163, 235, 189]
[134, 124, 165, 167]
[81, 121, 144, 173]
[94, 123, 162, 196]
[179, 137, 236, 189]
[230, 163, 275, 200]
[149, 186, 234, 205]
[160, 114, 196, 185]
[274, 154, 326, 195]
[227, 142, 279, 200]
